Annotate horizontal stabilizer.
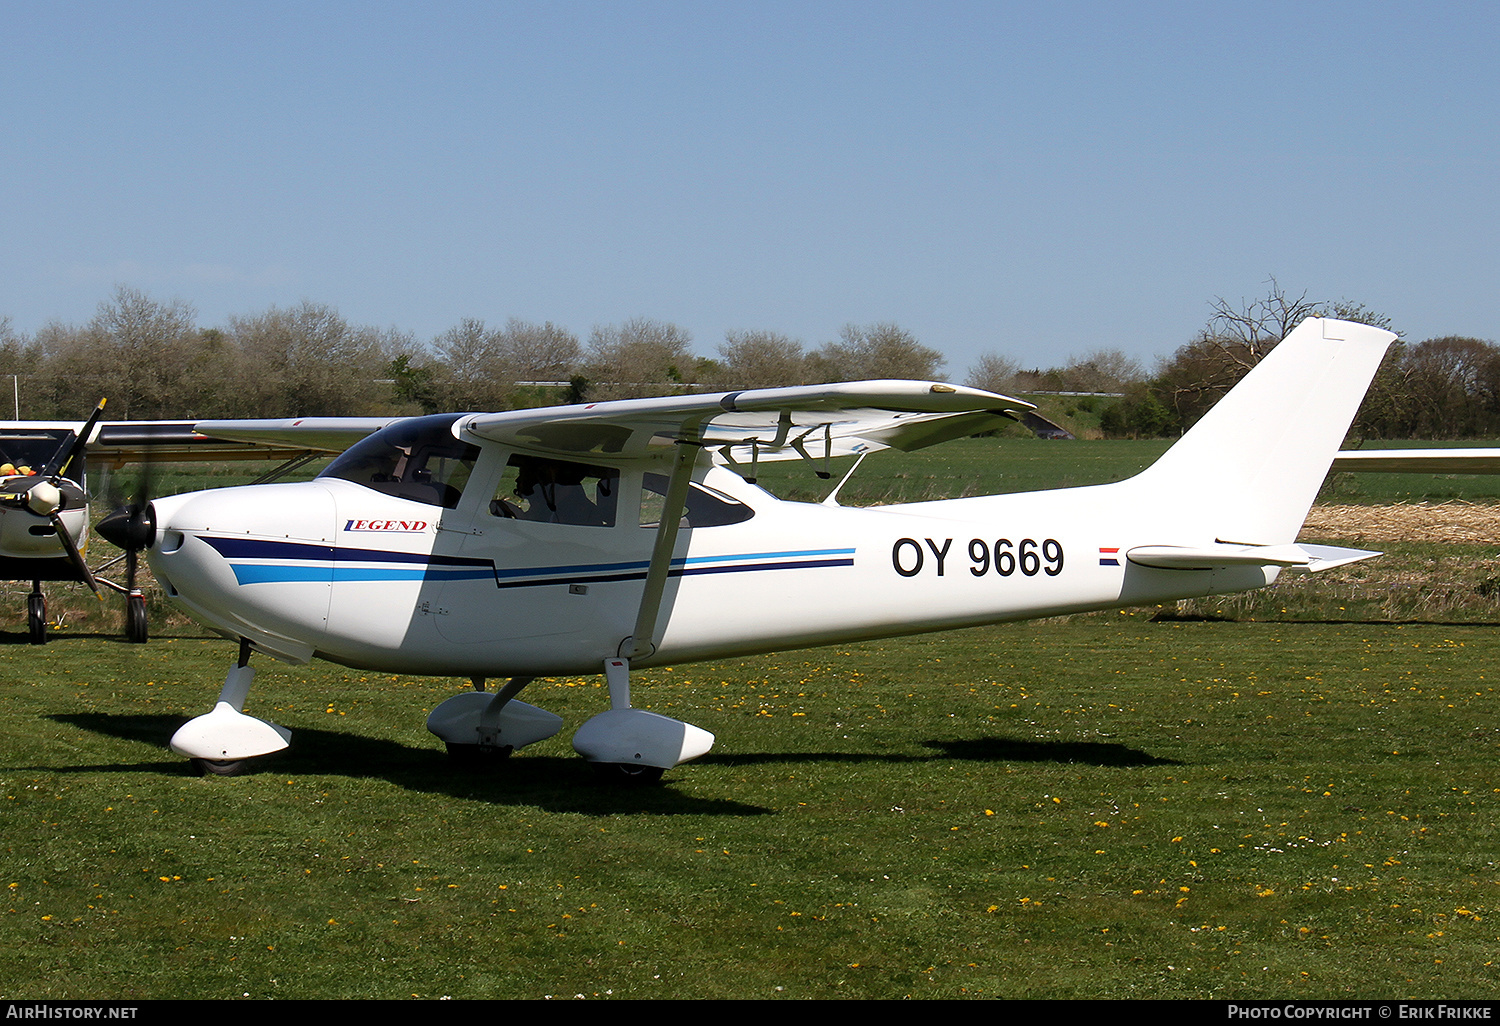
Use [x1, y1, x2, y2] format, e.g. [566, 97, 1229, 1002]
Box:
[1127, 542, 1380, 572]
[1333, 449, 1500, 475]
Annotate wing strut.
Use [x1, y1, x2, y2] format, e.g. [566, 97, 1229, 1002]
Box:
[626, 439, 700, 660]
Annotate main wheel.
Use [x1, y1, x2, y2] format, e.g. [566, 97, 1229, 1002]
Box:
[27, 594, 46, 645]
[445, 742, 513, 769]
[191, 758, 249, 776]
[125, 593, 148, 644]
[591, 762, 664, 785]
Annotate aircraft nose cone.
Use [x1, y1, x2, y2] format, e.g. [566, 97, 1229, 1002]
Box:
[97, 502, 157, 551]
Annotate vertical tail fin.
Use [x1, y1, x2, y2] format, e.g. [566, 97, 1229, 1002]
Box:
[1131, 317, 1395, 545]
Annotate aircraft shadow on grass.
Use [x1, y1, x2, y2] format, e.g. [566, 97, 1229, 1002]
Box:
[43, 712, 765, 815]
[706, 737, 1176, 769]
[0, 629, 231, 647]
[41, 713, 1176, 813]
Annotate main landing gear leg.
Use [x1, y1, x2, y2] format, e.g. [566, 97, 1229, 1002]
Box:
[170, 639, 291, 776]
[426, 675, 563, 767]
[572, 658, 715, 784]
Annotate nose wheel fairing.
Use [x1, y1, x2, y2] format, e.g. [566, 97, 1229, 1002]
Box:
[168, 662, 291, 762]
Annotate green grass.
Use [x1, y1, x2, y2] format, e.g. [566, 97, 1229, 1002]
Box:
[2, 615, 1499, 999]
[3, 434, 1494, 997]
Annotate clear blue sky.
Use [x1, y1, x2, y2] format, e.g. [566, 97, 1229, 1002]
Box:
[4, 0, 1496, 378]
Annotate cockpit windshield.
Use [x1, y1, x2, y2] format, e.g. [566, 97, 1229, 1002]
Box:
[0, 430, 78, 481]
[319, 414, 479, 508]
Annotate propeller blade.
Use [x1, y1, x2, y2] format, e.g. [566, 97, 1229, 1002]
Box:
[50, 510, 100, 598]
[40, 398, 107, 482]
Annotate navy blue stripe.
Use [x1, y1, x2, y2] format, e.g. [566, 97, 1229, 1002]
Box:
[203, 536, 491, 568]
[491, 557, 855, 590]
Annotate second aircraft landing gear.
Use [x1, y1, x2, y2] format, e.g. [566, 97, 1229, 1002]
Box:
[27, 583, 46, 645]
[125, 590, 147, 644]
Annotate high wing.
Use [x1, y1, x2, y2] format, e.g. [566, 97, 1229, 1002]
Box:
[88, 418, 400, 468]
[1332, 449, 1500, 474]
[84, 382, 1031, 471]
[460, 380, 1034, 465]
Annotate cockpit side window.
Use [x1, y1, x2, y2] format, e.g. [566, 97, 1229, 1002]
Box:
[640, 473, 755, 528]
[319, 414, 479, 509]
[491, 454, 618, 527]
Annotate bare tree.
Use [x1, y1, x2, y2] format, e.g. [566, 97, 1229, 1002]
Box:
[1204, 277, 1324, 369]
[583, 317, 695, 400]
[225, 301, 394, 416]
[1157, 279, 1398, 428]
[51, 287, 201, 420]
[714, 329, 808, 389]
[811, 322, 944, 382]
[1059, 349, 1142, 393]
[964, 352, 1021, 394]
[431, 318, 505, 411]
[492, 319, 580, 385]
[0, 317, 40, 417]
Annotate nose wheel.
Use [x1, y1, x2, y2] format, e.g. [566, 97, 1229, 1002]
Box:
[125, 591, 148, 644]
[26, 586, 46, 645]
[169, 639, 291, 771]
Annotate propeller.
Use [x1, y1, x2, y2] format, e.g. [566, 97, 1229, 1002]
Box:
[94, 438, 156, 644]
[96, 454, 157, 583]
[0, 399, 109, 596]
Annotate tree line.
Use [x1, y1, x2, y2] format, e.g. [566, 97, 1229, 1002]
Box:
[3, 283, 1497, 439]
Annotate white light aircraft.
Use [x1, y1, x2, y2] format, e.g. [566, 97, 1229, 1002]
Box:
[0, 401, 111, 642]
[97, 317, 1395, 780]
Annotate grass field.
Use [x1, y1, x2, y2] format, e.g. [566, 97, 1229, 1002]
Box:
[2, 437, 1499, 998]
[3, 616, 1498, 999]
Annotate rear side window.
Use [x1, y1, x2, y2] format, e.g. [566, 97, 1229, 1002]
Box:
[640, 473, 755, 528]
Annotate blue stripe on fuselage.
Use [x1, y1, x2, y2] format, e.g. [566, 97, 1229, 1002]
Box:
[199, 535, 855, 588]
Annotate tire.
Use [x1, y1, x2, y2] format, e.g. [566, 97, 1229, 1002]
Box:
[445, 742, 513, 769]
[125, 593, 148, 644]
[27, 594, 46, 645]
[192, 759, 248, 776]
[591, 762, 664, 785]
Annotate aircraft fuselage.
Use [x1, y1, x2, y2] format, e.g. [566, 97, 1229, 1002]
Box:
[145, 461, 1271, 676]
